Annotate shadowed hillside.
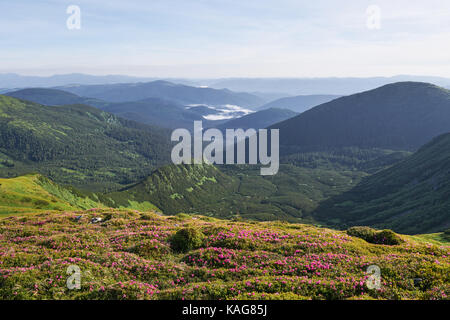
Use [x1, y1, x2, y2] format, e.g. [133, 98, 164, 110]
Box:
[315, 133, 450, 234]
[272, 82, 450, 153]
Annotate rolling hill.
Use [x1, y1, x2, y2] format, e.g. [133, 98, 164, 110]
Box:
[315, 133, 450, 234]
[0, 95, 171, 191]
[271, 82, 450, 153]
[57, 80, 265, 107]
[258, 95, 340, 113]
[217, 108, 297, 130]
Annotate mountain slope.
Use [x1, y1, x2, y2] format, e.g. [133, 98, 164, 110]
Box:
[258, 95, 340, 113]
[0, 174, 106, 214]
[271, 82, 450, 153]
[105, 163, 365, 222]
[106, 164, 241, 216]
[0, 174, 162, 214]
[315, 133, 450, 234]
[57, 80, 265, 107]
[0, 95, 171, 190]
[217, 108, 297, 130]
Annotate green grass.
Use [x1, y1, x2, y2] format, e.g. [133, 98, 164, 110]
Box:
[0, 174, 104, 214]
[411, 233, 450, 246]
[0, 174, 159, 215]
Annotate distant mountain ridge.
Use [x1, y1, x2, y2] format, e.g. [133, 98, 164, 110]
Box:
[5, 88, 109, 109]
[56, 80, 265, 108]
[258, 95, 340, 113]
[0, 73, 157, 88]
[3, 73, 450, 95]
[208, 76, 450, 95]
[271, 82, 450, 153]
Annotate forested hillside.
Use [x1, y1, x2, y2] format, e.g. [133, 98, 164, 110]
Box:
[0, 95, 171, 191]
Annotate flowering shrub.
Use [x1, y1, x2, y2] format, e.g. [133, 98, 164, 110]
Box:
[444, 229, 450, 241]
[0, 209, 448, 300]
[347, 227, 404, 245]
[170, 227, 205, 252]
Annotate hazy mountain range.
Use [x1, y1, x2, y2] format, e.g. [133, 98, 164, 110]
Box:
[207, 76, 450, 95]
[55, 80, 265, 107]
[3, 73, 450, 96]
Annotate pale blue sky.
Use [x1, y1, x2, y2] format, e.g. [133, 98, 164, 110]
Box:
[1, 0, 450, 77]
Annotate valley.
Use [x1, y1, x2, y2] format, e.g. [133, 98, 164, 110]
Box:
[0, 79, 449, 301]
[1, 81, 450, 235]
